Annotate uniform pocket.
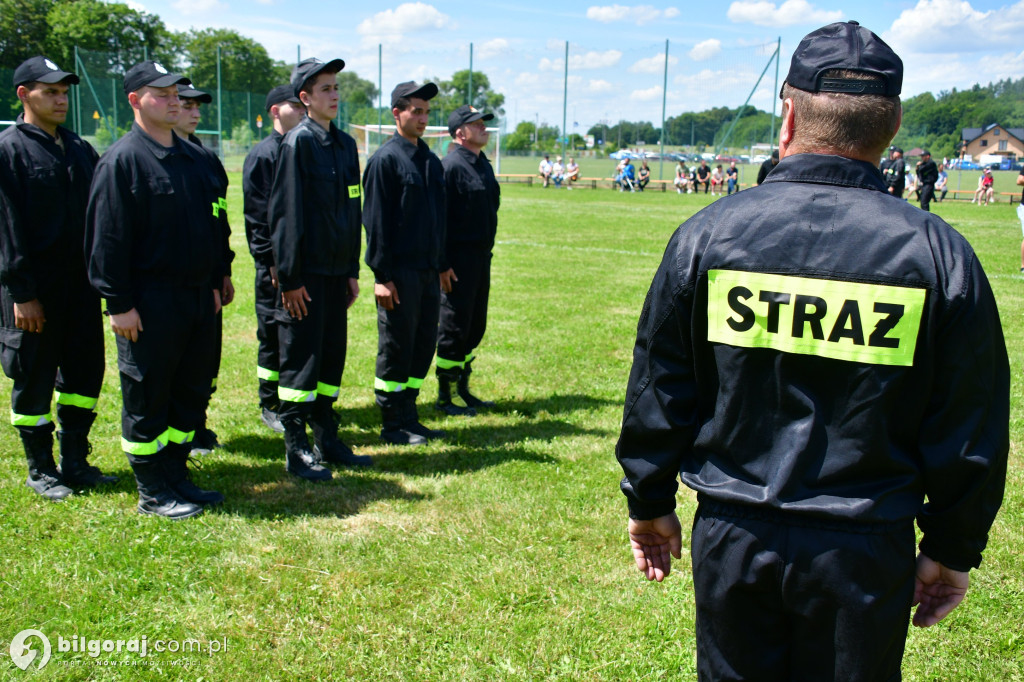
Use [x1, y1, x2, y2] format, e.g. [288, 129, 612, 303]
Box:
[115, 334, 147, 382]
[0, 326, 38, 381]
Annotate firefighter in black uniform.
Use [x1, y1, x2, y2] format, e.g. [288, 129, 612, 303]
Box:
[435, 105, 499, 416]
[884, 145, 907, 198]
[268, 58, 371, 480]
[0, 56, 116, 500]
[363, 81, 452, 446]
[916, 149, 939, 212]
[242, 84, 304, 434]
[172, 83, 235, 456]
[616, 22, 1008, 680]
[86, 61, 232, 519]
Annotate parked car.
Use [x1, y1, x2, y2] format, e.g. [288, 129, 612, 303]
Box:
[716, 155, 740, 163]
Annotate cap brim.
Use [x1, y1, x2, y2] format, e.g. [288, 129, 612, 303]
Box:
[31, 70, 79, 86]
[408, 83, 439, 101]
[178, 87, 212, 103]
[150, 74, 191, 88]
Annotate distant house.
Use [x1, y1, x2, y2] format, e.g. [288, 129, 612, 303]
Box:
[962, 123, 1024, 159]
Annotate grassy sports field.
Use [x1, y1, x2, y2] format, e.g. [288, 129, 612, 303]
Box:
[0, 181, 1021, 680]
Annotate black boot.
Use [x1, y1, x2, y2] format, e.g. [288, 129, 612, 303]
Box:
[127, 452, 203, 519]
[260, 406, 285, 434]
[21, 425, 73, 501]
[458, 359, 495, 409]
[379, 395, 426, 446]
[190, 419, 221, 455]
[283, 417, 332, 481]
[310, 399, 372, 468]
[403, 390, 445, 440]
[435, 367, 475, 417]
[58, 429, 118, 489]
[162, 442, 224, 505]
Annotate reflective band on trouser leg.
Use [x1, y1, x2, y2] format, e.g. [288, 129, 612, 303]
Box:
[464, 354, 476, 364]
[211, 377, 218, 389]
[121, 433, 167, 455]
[165, 427, 195, 444]
[316, 382, 340, 399]
[11, 411, 52, 427]
[405, 377, 425, 390]
[55, 392, 99, 411]
[435, 357, 464, 370]
[374, 377, 405, 392]
[257, 366, 280, 382]
[279, 386, 317, 403]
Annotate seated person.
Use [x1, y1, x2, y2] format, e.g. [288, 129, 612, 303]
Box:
[936, 164, 948, 201]
[726, 161, 739, 194]
[673, 161, 691, 194]
[710, 164, 724, 195]
[551, 156, 565, 188]
[619, 158, 636, 191]
[974, 168, 994, 205]
[637, 161, 651, 191]
[695, 160, 711, 194]
[538, 154, 552, 187]
[565, 157, 580, 188]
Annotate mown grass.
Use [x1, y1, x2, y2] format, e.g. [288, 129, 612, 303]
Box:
[0, 182, 1021, 680]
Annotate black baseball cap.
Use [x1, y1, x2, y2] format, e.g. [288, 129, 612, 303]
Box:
[921, 149, 931, 156]
[124, 61, 190, 96]
[266, 84, 300, 111]
[14, 56, 79, 88]
[291, 58, 344, 97]
[391, 81, 438, 109]
[447, 105, 494, 137]
[783, 21, 902, 97]
[177, 84, 212, 103]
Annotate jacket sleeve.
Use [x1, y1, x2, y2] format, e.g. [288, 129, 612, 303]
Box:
[0, 149, 38, 303]
[916, 252, 1009, 571]
[85, 156, 136, 315]
[615, 230, 697, 520]
[269, 135, 305, 292]
[242, 147, 276, 268]
[346, 142, 361, 280]
[362, 153, 395, 283]
[214, 158, 234, 281]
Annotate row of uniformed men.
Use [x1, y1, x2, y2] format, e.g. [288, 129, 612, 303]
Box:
[0, 55, 500, 519]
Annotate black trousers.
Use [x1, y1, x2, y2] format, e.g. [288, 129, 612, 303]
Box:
[691, 500, 916, 682]
[276, 274, 349, 421]
[919, 182, 936, 212]
[375, 268, 439, 405]
[0, 275, 104, 434]
[117, 286, 218, 455]
[254, 264, 280, 409]
[437, 249, 491, 368]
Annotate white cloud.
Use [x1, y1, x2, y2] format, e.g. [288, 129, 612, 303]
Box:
[515, 72, 542, 87]
[356, 3, 454, 47]
[726, 0, 843, 27]
[630, 85, 663, 101]
[540, 50, 622, 71]
[884, 0, 1024, 54]
[546, 38, 565, 51]
[477, 38, 510, 59]
[171, 0, 225, 15]
[587, 79, 615, 93]
[689, 39, 722, 61]
[630, 53, 679, 73]
[586, 4, 679, 25]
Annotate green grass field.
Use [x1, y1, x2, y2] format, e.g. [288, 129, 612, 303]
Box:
[1, 182, 1021, 680]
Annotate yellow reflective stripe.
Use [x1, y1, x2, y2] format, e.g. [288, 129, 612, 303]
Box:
[11, 411, 52, 427]
[210, 377, 218, 389]
[219, 197, 228, 210]
[374, 377, 405, 392]
[279, 386, 316, 403]
[55, 392, 99, 410]
[405, 376, 424, 390]
[464, 354, 475, 363]
[316, 382, 340, 398]
[348, 184, 361, 199]
[121, 434, 167, 455]
[211, 201, 220, 217]
[257, 366, 279, 381]
[435, 357, 464, 370]
[707, 270, 926, 367]
[165, 427, 195, 444]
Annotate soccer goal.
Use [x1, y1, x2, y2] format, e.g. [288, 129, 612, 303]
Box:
[350, 124, 503, 173]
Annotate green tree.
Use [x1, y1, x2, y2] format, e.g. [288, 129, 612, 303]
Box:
[182, 28, 286, 93]
[504, 121, 535, 151]
[433, 69, 505, 126]
[0, 0, 52, 69]
[338, 71, 379, 125]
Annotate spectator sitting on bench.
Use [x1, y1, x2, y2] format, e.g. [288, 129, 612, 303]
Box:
[618, 158, 636, 191]
[674, 160, 691, 193]
[695, 159, 711, 194]
[539, 154, 553, 187]
[565, 157, 579, 189]
[637, 160, 651, 191]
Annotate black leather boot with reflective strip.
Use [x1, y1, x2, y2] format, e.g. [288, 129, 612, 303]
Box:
[310, 402, 372, 468]
[127, 452, 203, 520]
[162, 442, 224, 505]
[434, 367, 476, 417]
[458, 359, 495, 409]
[21, 425, 73, 501]
[283, 417, 332, 481]
[58, 430, 118, 488]
[379, 398, 427, 446]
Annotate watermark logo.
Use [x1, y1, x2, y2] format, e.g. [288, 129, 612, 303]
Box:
[9, 629, 51, 670]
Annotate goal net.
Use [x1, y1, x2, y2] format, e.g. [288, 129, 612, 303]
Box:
[350, 124, 503, 173]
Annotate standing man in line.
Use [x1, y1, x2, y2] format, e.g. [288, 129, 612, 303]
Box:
[616, 22, 1007, 680]
[242, 84, 304, 434]
[172, 83, 235, 455]
[884, 145, 907, 198]
[0, 56, 116, 500]
[435, 105, 499, 417]
[363, 81, 450, 446]
[916, 149, 939, 212]
[756, 149, 779, 185]
[269, 58, 371, 481]
[86, 61, 231, 519]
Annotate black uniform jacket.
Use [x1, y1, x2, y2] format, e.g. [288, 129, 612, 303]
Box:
[616, 153, 1009, 572]
[441, 144, 499, 252]
[242, 129, 283, 268]
[362, 133, 447, 283]
[85, 124, 229, 315]
[917, 159, 939, 186]
[884, 157, 906, 191]
[268, 118, 361, 292]
[0, 115, 98, 302]
[186, 133, 233, 279]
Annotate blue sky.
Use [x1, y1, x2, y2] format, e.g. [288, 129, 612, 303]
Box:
[130, 0, 1024, 135]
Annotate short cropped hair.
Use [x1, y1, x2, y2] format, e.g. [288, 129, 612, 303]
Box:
[300, 69, 339, 97]
[392, 97, 411, 112]
[782, 70, 900, 158]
